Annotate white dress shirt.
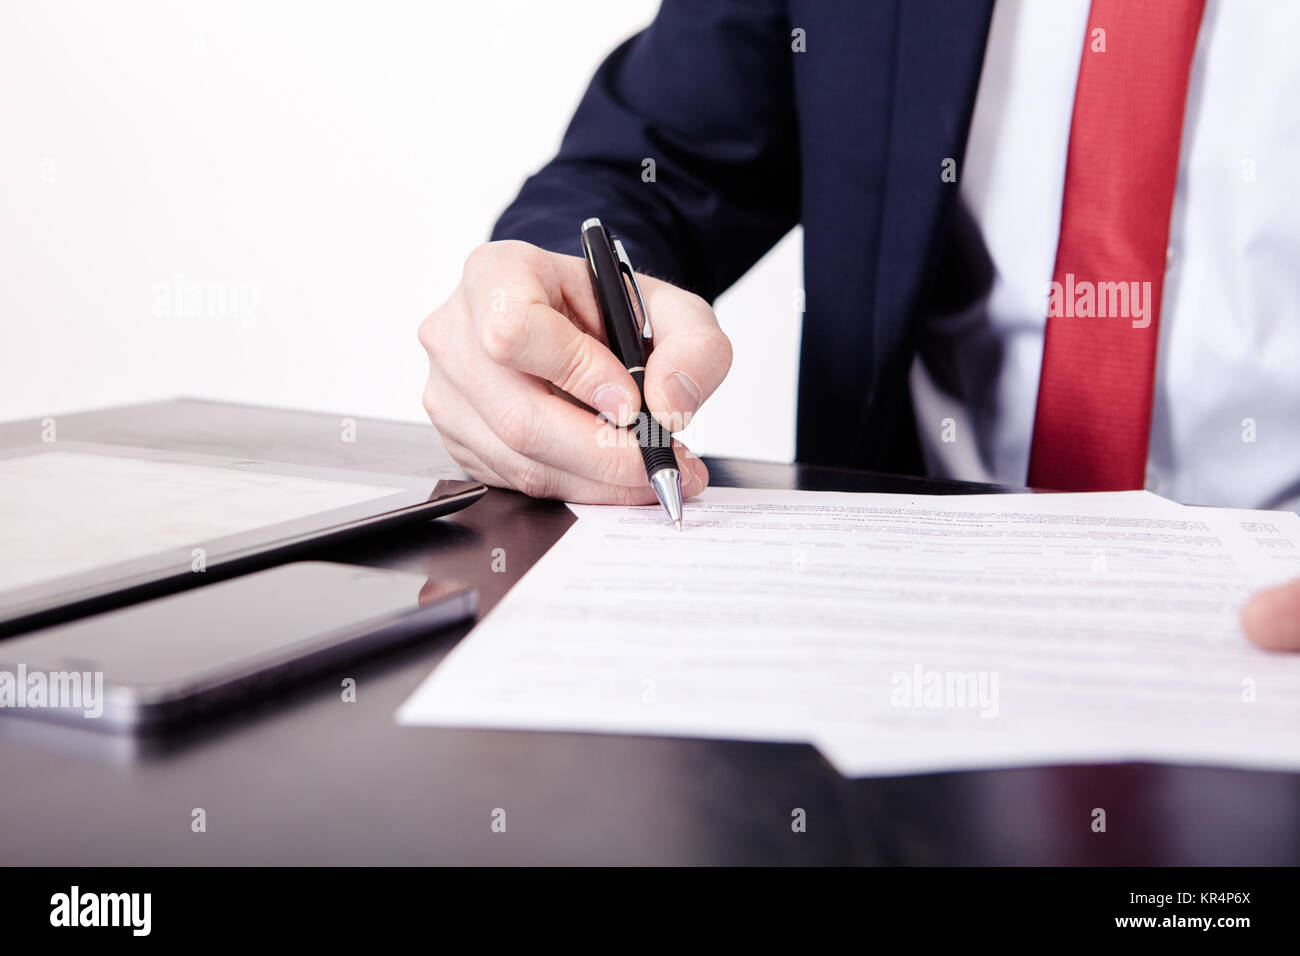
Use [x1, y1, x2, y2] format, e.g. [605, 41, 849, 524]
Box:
[913, 0, 1300, 512]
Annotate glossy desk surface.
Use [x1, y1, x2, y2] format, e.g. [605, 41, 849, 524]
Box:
[1, 399, 1295, 865]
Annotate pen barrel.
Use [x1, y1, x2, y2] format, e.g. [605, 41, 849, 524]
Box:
[584, 227, 649, 369]
[581, 220, 672, 479]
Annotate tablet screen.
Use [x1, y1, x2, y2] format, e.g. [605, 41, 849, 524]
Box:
[0, 443, 483, 633]
[0, 451, 405, 593]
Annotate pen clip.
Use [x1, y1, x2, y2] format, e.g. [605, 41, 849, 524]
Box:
[612, 237, 653, 342]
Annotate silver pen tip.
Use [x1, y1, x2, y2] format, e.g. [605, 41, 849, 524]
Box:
[674, 519, 682, 532]
[649, 468, 684, 530]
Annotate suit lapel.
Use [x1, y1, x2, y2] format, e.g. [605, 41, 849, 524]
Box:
[850, 0, 996, 462]
[791, 0, 995, 467]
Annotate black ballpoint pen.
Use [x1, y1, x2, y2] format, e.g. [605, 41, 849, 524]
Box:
[580, 218, 684, 529]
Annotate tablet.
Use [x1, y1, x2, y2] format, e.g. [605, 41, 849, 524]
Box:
[0, 442, 486, 634]
[0, 562, 477, 732]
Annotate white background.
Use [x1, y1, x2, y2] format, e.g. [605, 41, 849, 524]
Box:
[0, 0, 802, 462]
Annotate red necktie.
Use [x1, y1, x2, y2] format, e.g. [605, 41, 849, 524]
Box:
[1027, 0, 1205, 491]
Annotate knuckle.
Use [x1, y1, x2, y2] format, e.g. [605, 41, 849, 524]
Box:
[554, 332, 598, 395]
[713, 327, 734, 374]
[418, 311, 443, 357]
[679, 326, 732, 381]
[663, 288, 713, 326]
[498, 239, 547, 271]
[461, 241, 501, 277]
[682, 289, 713, 315]
[594, 444, 636, 487]
[496, 399, 539, 455]
[480, 305, 527, 364]
[514, 458, 551, 499]
[463, 239, 544, 278]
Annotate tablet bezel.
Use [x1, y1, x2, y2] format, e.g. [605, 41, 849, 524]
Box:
[0, 442, 486, 635]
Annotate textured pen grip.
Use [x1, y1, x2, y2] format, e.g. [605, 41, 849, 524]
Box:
[627, 369, 677, 476]
[636, 417, 678, 476]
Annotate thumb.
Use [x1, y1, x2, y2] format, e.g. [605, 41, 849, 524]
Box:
[1241, 578, 1300, 651]
[637, 277, 733, 433]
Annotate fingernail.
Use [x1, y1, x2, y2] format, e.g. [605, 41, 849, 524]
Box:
[592, 384, 634, 425]
[658, 372, 702, 429]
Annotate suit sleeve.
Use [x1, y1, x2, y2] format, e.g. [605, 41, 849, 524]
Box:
[490, 0, 799, 301]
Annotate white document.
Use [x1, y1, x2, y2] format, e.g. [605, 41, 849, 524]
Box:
[398, 487, 1300, 777]
[1189, 506, 1300, 581]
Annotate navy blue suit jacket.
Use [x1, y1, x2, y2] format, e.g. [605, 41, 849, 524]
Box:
[492, 0, 996, 473]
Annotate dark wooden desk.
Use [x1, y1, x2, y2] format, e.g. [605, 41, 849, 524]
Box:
[1, 399, 1296, 865]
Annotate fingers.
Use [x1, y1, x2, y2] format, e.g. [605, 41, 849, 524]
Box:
[466, 366, 708, 492]
[422, 240, 726, 504]
[637, 276, 734, 432]
[462, 243, 641, 427]
[480, 299, 643, 427]
[440, 433, 506, 488]
[436, 293, 676, 487]
[1241, 579, 1300, 651]
[428, 368, 708, 504]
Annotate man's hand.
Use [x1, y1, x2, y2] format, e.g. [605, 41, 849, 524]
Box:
[420, 240, 732, 503]
[1242, 579, 1300, 651]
